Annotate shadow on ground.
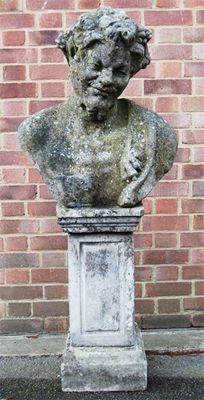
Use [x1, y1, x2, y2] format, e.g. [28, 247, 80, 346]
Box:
[0, 355, 204, 400]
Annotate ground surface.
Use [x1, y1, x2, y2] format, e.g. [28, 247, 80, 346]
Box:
[0, 354, 204, 400]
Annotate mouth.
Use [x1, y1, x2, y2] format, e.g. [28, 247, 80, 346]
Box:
[90, 86, 117, 96]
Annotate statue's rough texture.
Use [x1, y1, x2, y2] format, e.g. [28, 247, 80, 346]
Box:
[19, 7, 177, 208]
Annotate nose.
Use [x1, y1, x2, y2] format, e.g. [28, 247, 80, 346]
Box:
[99, 68, 112, 86]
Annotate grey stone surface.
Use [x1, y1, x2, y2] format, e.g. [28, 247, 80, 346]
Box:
[1, 329, 204, 356]
[61, 328, 147, 392]
[18, 7, 177, 209]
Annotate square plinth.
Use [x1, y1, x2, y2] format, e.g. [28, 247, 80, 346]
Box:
[61, 327, 147, 392]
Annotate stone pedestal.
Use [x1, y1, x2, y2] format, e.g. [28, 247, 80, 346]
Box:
[57, 206, 147, 392]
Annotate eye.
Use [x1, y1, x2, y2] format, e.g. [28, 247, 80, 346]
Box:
[113, 67, 128, 76]
[94, 60, 103, 71]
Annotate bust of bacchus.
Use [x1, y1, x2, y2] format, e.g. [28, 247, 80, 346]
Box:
[19, 7, 177, 208]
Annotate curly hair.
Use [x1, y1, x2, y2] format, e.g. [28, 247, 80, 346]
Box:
[56, 7, 152, 76]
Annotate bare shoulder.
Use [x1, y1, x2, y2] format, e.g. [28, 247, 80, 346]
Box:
[18, 102, 67, 154]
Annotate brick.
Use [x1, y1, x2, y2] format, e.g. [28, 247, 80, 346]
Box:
[0, 319, 43, 334]
[194, 78, 204, 95]
[39, 185, 54, 199]
[32, 268, 67, 283]
[156, 28, 181, 43]
[193, 181, 204, 196]
[45, 285, 67, 299]
[175, 149, 191, 164]
[0, 253, 39, 268]
[3, 133, 22, 150]
[143, 199, 153, 214]
[0, 286, 43, 300]
[0, 185, 37, 200]
[155, 97, 179, 113]
[0, 83, 37, 98]
[161, 114, 191, 129]
[131, 98, 154, 110]
[182, 97, 204, 112]
[150, 182, 189, 197]
[194, 216, 204, 230]
[3, 31, 25, 46]
[181, 232, 204, 248]
[104, 0, 151, 6]
[182, 130, 204, 144]
[192, 249, 204, 263]
[28, 168, 43, 183]
[3, 65, 26, 81]
[143, 216, 189, 231]
[192, 314, 204, 328]
[185, 0, 204, 5]
[29, 100, 62, 114]
[182, 199, 204, 214]
[184, 298, 204, 311]
[184, 28, 204, 43]
[0, 49, 37, 63]
[134, 233, 152, 249]
[40, 13, 62, 28]
[0, 0, 20, 11]
[8, 303, 31, 317]
[30, 236, 67, 250]
[156, 0, 180, 7]
[193, 113, 204, 128]
[145, 282, 191, 297]
[0, 270, 5, 284]
[155, 233, 177, 248]
[3, 101, 27, 117]
[41, 48, 64, 63]
[1, 202, 25, 217]
[144, 11, 192, 26]
[135, 63, 155, 79]
[33, 301, 68, 317]
[136, 300, 154, 315]
[41, 252, 66, 268]
[194, 44, 204, 60]
[44, 317, 68, 333]
[185, 62, 204, 77]
[195, 282, 204, 295]
[135, 267, 152, 282]
[2, 168, 26, 183]
[66, 11, 84, 26]
[158, 299, 180, 314]
[143, 250, 189, 265]
[142, 315, 191, 329]
[5, 237, 28, 251]
[182, 266, 204, 280]
[135, 283, 142, 298]
[156, 199, 178, 214]
[26, 0, 75, 9]
[150, 45, 192, 60]
[30, 65, 68, 80]
[196, 10, 204, 24]
[29, 31, 58, 46]
[0, 14, 34, 29]
[162, 165, 178, 180]
[194, 148, 204, 162]
[0, 238, 4, 252]
[77, 0, 100, 7]
[41, 82, 65, 98]
[144, 80, 191, 95]
[183, 164, 204, 179]
[157, 62, 182, 78]
[0, 117, 24, 132]
[0, 304, 6, 318]
[40, 219, 62, 233]
[155, 266, 178, 281]
[121, 80, 142, 97]
[0, 220, 39, 234]
[28, 201, 56, 216]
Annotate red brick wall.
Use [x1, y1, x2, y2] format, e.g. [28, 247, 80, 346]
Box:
[0, 0, 204, 333]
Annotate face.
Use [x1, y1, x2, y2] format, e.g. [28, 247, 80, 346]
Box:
[70, 41, 131, 121]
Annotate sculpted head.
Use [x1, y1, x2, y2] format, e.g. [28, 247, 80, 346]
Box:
[56, 8, 152, 121]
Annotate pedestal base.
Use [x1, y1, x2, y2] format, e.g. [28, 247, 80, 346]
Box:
[61, 327, 147, 392]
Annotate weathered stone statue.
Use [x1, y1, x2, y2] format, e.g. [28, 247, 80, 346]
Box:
[19, 7, 177, 209]
[18, 7, 177, 392]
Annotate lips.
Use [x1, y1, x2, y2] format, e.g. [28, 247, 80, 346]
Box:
[90, 86, 117, 95]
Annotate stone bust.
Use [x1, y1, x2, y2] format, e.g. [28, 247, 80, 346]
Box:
[19, 7, 177, 208]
